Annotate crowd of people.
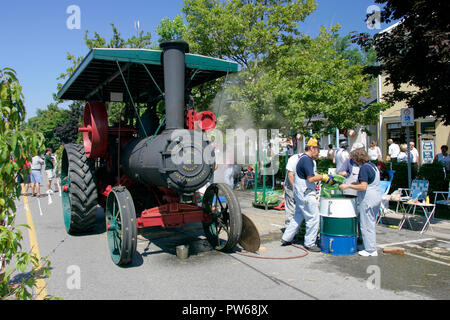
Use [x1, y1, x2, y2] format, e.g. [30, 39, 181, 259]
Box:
[386, 139, 420, 164]
[280, 138, 449, 257]
[16, 148, 59, 197]
[281, 138, 384, 256]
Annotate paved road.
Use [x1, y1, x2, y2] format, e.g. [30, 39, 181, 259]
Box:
[13, 184, 450, 302]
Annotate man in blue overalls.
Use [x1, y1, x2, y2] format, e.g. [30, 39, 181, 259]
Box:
[281, 138, 335, 252]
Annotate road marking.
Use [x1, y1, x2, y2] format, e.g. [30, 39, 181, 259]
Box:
[403, 252, 450, 267]
[377, 238, 435, 248]
[23, 196, 48, 299]
[378, 237, 450, 267]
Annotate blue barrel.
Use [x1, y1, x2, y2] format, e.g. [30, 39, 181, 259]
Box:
[320, 234, 357, 255]
[319, 198, 357, 255]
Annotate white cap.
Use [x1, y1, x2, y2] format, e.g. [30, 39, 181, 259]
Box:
[351, 143, 364, 151]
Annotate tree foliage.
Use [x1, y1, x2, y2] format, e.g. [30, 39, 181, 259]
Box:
[27, 103, 71, 151]
[0, 67, 52, 300]
[54, 102, 83, 145]
[155, 15, 187, 43]
[267, 27, 386, 136]
[183, 0, 317, 69]
[353, 0, 450, 125]
[182, 0, 317, 114]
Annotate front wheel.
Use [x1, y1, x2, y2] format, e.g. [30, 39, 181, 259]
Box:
[105, 186, 137, 266]
[202, 183, 242, 252]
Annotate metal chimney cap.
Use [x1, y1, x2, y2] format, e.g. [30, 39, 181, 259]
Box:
[160, 40, 189, 53]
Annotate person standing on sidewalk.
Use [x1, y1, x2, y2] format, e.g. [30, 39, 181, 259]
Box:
[30, 152, 44, 197]
[283, 151, 303, 227]
[368, 141, 382, 161]
[334, 141, 349, 173]
[281, 138, 335, 252]
[387, 139, 400, 162]
[44, 148, 56, 192]
[409, 141, 419, 165]
[434, 145, 450, 170]
[339, 148, 381, 257]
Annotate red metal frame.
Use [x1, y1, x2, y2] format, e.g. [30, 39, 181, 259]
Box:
[98, 174, 209, 229]
[137, 203, 211, 229]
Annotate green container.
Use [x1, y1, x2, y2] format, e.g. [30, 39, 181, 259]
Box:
[320, 185, 344, 198]
[320, 216, 357, 237]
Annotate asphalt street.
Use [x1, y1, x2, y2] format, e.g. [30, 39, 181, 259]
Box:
[12, 181, 450, 301]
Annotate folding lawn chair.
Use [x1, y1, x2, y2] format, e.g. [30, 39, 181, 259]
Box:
[398, 180, 432, 232]
[433, 182, 450, 208]
[398, 180, 429, 203]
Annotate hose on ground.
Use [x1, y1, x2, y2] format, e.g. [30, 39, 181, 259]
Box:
[234, 244, 309, 259]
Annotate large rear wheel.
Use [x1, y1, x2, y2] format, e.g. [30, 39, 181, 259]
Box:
[61, 144, 98, 234]
[202, 183, 242, 252]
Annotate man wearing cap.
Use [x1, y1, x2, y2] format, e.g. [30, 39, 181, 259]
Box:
[281, 138, 335, 252]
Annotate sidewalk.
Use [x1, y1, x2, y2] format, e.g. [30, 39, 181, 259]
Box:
[235, 190, 450, 242]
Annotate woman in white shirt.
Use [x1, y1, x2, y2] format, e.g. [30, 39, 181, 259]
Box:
[367, 141, 382, 161]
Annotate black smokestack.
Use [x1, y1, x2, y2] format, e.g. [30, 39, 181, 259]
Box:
[160, 40, 189, 130]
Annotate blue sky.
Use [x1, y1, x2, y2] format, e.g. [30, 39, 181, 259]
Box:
[0, 0, 390, 120]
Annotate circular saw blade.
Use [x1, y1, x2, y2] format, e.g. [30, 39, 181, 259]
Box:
[239, 213, 261, 253]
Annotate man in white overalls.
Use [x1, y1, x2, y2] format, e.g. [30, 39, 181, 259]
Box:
[340, 148, 381, 257]
[283, 151, 302, 227]
[281, 138, 335, 252]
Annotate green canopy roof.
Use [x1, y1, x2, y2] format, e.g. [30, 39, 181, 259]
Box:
[57, 48, 239, 102]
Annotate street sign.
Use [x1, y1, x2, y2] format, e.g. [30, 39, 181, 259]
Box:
[401, 108, 414, 127]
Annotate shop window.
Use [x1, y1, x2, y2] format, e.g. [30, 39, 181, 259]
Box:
[420, 122, 435, 135]
[387, 122, 416, 144]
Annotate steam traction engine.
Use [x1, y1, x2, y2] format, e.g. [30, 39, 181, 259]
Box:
[57, 40, 242, 265]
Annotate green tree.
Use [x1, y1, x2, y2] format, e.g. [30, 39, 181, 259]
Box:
[155, 15, 187, 43]
[333, 33, 377, 69]
[54, 101, 83, 145]
[183, 0, 317, 69]
[182, 0, 317, 114]
[27, 103, 71, 151]
[218, 26, 388, 135]
[270, 27, 387, 136]
[0, 67, 52, 299]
